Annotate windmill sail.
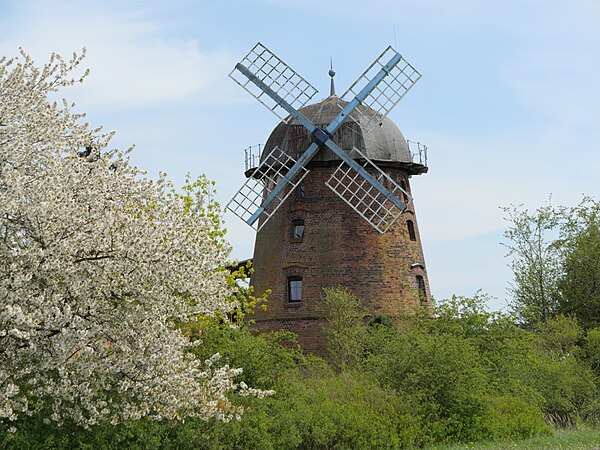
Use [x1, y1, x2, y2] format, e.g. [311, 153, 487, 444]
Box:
[340, 46, 421, 133]
[227, 42, 422, 233]
[229, 42, 318, 122]
[226, 146, 309, 231]
[325, 147, 412, 234]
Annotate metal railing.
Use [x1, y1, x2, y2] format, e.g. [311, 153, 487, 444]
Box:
[407, 140, 428, 167]
[244, 140, 428, 171]
[244, 144, 262, 171]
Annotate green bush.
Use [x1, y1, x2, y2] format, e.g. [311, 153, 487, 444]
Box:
[479, 395, 550, 440]
[583, 327, 600, 376]
[4, 293, 600, 449]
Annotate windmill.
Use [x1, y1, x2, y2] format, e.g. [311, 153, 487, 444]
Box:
[226, 43, 421, 234]
[225, 43, 430, 352]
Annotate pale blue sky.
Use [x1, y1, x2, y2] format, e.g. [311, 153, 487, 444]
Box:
[2, 0, 599, 310]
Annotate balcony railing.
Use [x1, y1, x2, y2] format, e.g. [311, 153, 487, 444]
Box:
[407, 140, 428, 167]
[243, 140, 428, 172]
[244, 144, 262, 172]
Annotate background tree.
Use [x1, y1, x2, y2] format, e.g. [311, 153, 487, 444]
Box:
[502, 203, 561, 324]
[556, 199, 600, 329]
[502, 198, 600, 328]
[0, 49, 268, 428]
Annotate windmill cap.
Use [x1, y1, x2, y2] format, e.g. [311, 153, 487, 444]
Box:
[261, 96, 427, 175]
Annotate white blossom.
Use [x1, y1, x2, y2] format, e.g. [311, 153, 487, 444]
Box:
[0, 49, 268, 427]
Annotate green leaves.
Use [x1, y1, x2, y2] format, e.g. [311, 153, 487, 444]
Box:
[557, 220, 600, 329]
[502, 202, 562, 324]
[503, 198, 600, 328]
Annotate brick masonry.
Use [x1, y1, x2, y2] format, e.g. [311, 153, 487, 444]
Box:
[249, 164, 431, 353]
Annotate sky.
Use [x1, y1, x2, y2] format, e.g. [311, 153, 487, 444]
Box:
[1, 0, 599, 311]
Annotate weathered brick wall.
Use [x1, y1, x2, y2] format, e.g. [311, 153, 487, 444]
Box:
[249, 165, 430, 352]
[251, 318, 328, 355]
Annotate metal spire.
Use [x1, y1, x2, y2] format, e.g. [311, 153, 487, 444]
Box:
[329, 57, 336, 97]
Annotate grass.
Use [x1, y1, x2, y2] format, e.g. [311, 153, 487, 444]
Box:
[426, 428, 600, 450]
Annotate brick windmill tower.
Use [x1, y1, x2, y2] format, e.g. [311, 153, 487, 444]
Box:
[227, 44, 430, 351]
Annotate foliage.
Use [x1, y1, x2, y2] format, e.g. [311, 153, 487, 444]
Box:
[361, 295, 547, 444]
[556, 213, 600, 329]
[502, 203, 562, 324]
[4, 293, 600, 448]
[0, 49, 270, 428]
[426, 427, 600, 450]
[190, 320, 306, 391]
[321, 287, 369, 370]
[502, 198, 600, 328]
[583, 327, 600, 376]
[225, 261, 270, 327]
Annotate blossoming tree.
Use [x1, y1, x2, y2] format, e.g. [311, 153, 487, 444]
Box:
[0, 49, 266, 428]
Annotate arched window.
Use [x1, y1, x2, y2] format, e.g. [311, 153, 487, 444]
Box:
[400, 179, 410, 204]
[297, 181, 305, 199]
[407, 220, 416, 241]
[292, 219, 304, 240]
[416, 275, 426, 300]
[287, 276, 302, 302]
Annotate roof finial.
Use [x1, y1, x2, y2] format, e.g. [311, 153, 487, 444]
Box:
[328, 57, 336, 97]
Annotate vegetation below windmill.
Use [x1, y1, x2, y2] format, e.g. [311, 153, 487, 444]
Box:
[3, 288, 600, 449]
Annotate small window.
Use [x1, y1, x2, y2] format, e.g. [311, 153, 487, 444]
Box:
[400, 179, 410, 204]
[416, 275, 426, 300]
[292, 219, 304, 240]
[407, 220, 416, 241]
[298, 181, 305, 199]
[288, 276, 302, 302]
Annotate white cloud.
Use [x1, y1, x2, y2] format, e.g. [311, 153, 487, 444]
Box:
[0, 0, 237, 111]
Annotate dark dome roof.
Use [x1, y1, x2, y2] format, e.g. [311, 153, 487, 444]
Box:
[261, 95, 427, 175]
